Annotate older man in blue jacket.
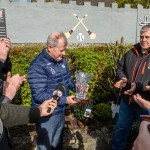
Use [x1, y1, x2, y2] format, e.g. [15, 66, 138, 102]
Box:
[28, 32, 78, 150]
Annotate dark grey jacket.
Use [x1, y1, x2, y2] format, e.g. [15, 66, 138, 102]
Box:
[0, 96, 40, 149]
[0, 96, 40, 128]
[116, 43, 150, 103]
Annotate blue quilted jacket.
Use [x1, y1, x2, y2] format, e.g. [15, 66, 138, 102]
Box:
[28, 48, 75, 115]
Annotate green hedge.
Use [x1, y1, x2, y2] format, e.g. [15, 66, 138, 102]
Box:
[10, 44, 132, 107]
[66, 44, 132, 104]
[10, 44, 45, 106]
[93, 103, 112, 122]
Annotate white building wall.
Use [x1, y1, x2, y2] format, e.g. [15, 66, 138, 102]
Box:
[0, 0, 149, 44]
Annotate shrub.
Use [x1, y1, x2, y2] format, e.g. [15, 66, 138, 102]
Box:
[115, 0, 149, 8]
[9, 43, 132, 108]
[93, 103, 112, 122]
[10, 44, 45, 106]
[66, 44, 132, 104]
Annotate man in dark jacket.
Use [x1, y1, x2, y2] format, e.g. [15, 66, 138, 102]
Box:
[0, 99, 57, 128]
[0, 38, 12, 96]
[0, 38, 57, 149]
[112, 24, 150, 150]
[28, 32, 78, 150]
[0, 38, 13, 149]
[0, 73, 57, 150]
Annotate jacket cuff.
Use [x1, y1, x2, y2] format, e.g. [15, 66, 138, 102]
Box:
[147, 108, 150, 115]
[0, 95, 11, 103]
[136, 83, 143, 91]
[29, 107, 40, 123]
[58, 96, 67, 106]
[0, 61, 4, 70]
[116, 75, 127, 82]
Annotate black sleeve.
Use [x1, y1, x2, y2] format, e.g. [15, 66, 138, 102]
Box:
[0, 103, 40, 128]
[0, 95, 11, 103]
[3, 56, 12, 74]
[0, 61, 4, 72]
[116, 53, 127, 81]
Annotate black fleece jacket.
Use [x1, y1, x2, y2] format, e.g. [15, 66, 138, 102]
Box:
[116, 43, 150, 103]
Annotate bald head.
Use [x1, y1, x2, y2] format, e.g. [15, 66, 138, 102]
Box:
[47, 32, 67, 48]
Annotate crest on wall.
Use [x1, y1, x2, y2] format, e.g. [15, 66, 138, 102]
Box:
[64, 14, 96, 40]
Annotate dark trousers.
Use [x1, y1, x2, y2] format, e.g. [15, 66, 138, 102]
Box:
[112, 99, 148, 150]
[36, 113, 65, 150]
[0, 127, 12, 150]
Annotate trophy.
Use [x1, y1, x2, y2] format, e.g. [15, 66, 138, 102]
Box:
[75, 71, 92, 102]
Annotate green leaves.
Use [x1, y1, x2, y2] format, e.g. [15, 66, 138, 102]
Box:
[115, 0, 149, 8]
[93, 103, 112, 122]
[10, 44, 45, 106]
[9, 43, 132, 111]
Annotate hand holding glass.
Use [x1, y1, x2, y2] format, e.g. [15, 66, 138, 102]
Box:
[75, 71, 92, 99]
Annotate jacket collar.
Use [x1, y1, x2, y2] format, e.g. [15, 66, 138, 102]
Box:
[42, 48, 63, 64]
[134, 43, 150, 56]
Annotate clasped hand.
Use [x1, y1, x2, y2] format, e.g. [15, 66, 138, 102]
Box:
[114, 77, 136, 95]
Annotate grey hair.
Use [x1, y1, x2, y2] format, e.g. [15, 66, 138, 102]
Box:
[47, 32, 67, 47]
[140, 24, 150, 33]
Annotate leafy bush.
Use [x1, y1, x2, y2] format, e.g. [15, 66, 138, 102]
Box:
[115, 0, 149, 8]
[10, 44, 45, 106]
[73, 104, 86, 121]
[9, 44, 132, 110]
[93, 103, 112, 122]
[66, 44, 132, 104]
[66, 44, 131, 121]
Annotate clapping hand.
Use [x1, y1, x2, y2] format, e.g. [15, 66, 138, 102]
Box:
[3, 73, 26, 100]
[0, 38, 11, 63]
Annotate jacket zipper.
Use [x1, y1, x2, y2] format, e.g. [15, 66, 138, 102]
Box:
[129, 50, 150, 104]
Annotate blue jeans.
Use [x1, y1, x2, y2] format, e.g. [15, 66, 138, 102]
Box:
[112, 99, 149, 150]
[36, 113, 65, 150]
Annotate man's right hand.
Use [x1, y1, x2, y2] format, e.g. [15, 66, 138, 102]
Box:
[114, 77, 127, 89]
[0, 38, 10, 63]
[133, 94, 150, 109]
[66, 95, 78, 105]
[3, 74, 26, 100]
[146, 86, 150, 91]
[132, 121, 150, 150]
[39, 99, 57, 117]
[3, 38, 11, 51]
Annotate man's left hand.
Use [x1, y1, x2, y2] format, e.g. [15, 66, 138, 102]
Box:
[133, 94, 150, 109]
[124, 82, 136, 95]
